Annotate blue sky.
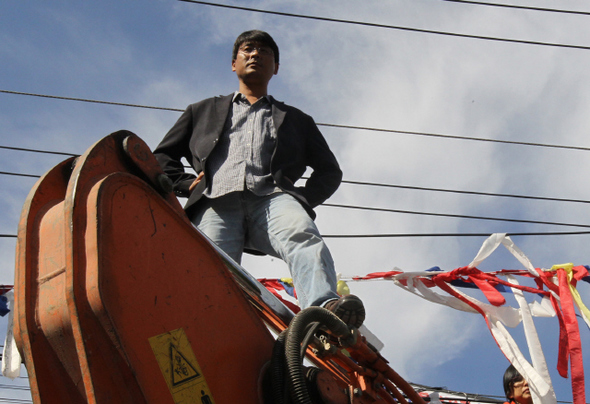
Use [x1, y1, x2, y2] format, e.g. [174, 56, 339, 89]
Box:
[1, 1, 589, 402]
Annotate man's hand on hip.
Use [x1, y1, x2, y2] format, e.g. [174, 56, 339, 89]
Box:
[189, 172, 205, 191]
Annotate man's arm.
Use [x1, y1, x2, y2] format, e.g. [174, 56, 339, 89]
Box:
[153, 106, 198, 198]
[300, 119, 342, 208]
[272, 105, 342, 210]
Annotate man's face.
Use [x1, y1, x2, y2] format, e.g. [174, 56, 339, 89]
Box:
[232, 41, 279, 86]
[509, 377, 532, 404]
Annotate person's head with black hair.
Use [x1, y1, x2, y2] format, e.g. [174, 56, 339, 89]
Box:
[231, 30, 280, 101]
[503, 365, 532, 404]
[232, 30, 279, 64]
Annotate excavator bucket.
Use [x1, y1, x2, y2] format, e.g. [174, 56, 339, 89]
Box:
[14, 131, 277, 403]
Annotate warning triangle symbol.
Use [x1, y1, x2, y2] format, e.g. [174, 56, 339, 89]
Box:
[169, 344, 200, 386]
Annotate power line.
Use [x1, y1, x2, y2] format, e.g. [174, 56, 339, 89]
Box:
[4, 194, 590, 239]
[0, 171, 40, 179]
[0, 90, 181, 113]
[318, 123, 590, 152]
[439, 0, 590, 16]
[411, 382, 578, 404]
[340, 179, 590, 204]
[0, 145, 78, 158]
[3, 89, 590, 153]
[3, 231, 590, 239]
[321, 230, 590, 238]
[0, 399, 32, 404]
[0, 385, 29, 392]
[2, 169, 590, 205]
[178, 0, 590, 51]
[322, 203, 590, 229]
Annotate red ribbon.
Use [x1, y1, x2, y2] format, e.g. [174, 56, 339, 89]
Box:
[258, 278, 301, 313]
[555, 268, 586, 404]
[259, 265, 589, 404]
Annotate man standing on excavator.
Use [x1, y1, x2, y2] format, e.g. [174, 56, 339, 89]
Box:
[154, 30, 365, 328]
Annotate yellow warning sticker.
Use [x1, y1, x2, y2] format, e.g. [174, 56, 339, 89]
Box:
[149, 328, 215, 404]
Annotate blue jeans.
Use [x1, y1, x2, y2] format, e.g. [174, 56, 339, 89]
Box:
[191, 191, 339, 308]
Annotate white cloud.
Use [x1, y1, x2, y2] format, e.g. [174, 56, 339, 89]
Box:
[1, 1, 589, 400]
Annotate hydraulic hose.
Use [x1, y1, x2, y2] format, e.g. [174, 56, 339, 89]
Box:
[299, 322, 321, 358]
[284, 307, 350, 404]
[270, 330, 289, 404]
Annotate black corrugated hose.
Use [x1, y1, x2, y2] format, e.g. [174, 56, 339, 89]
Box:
[270, 329, 289, 404]
[283, 307, 351, 404]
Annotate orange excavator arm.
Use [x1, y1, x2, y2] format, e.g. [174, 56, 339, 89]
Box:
[14, 131, 426, 404]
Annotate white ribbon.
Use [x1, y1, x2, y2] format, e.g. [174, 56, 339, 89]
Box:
[2, 291, 22, 379]
[392, 234, 557, 404]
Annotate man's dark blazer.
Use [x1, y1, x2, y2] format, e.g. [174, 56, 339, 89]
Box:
[154, 94, 342, 219]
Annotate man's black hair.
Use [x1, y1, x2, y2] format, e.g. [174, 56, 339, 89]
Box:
[232, 30, 279, 64]
[503, 365, 524, 400]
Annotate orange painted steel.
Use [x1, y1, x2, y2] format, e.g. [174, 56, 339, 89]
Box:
[344, 328, 426, 404]
[312, 330, 427, 404]
[15, 157, 86, 403]
[14, 130, 426, 404]
[14, 131, 276, 403]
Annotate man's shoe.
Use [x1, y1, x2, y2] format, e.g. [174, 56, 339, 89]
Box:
[324, 295, 365, 328]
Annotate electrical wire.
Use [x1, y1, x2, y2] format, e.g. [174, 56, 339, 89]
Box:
[318, 122, 590, 152]
[0, 145, 78, 158]
[178, 0, 590, 51]
[0, 90, 181, 113]
[321, 230, 590, 239]
[3, 167, 590, 206]
[0, 399, 33, 404]
[339, 179, 590, 204]
[0, 171, 40, 179]
[411, 382, 504, 404]
[439, 0, 590, 16]
[3, 192, 590, 238]
[322, 203, 590, 228]
[0, 385, 29, 392]
[411, 382, 579, 404]
[3, 89, 590, 153]
[3, 231, 590, 239]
